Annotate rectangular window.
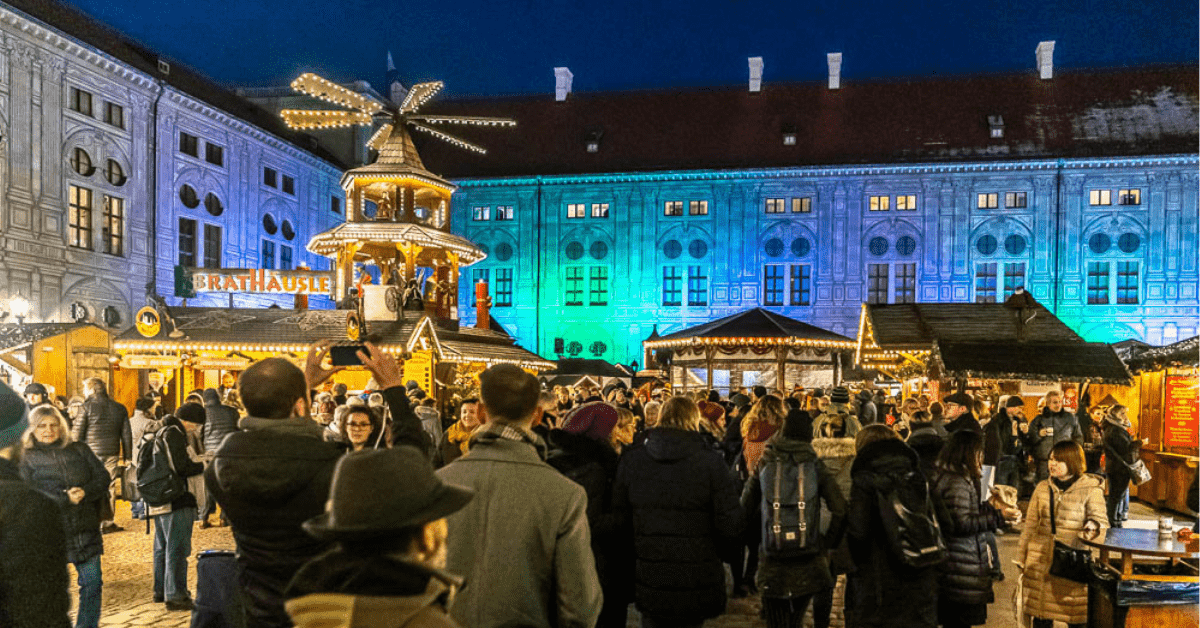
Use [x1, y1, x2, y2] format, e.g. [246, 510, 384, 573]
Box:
[1118, 189, 1141, 206]
[792, 197, 812, 213]
[495, 268, 513, 306]
[203, 224, 221, 268]
[263, 167, 277, 187]
[565, 267, 584, 306]
[867, 263, 890, 304]
[178, 217, 197, 267]
[1117, 262, 1138, 304]
[70, 87, 93, 116]
[977, 193, 999, 209]
[589, 267, 609, 306]
[895, 263, 917, 303]
[104, 102, 124, 129]
[591, 203, 609, 218]
[1087, 262, 1110, 304]
[790, 265, 811, 306]
[495, 205, 514, 221]
[567, 203, 586, 219]
[179, 132, 199, 157]
[1089, 190, 1112, 206]
[689, 200, 709, 216]
[896, 195, 917, 210]
[763, 265, 784, 306]
[1003, 263, 1025, 299]
[664, 201, 684, 216]
[471, 206, 489, 221]
[687, 265, 708, 306]
[331, 196, 342, 214]
[205, 143, 224, 167]
[765, 198, 786, 214]
[282, 175, 295, 195]
[1005, 192, 1027, 208]
[261, 240, 275, 270]
[869, 195, 890, 211]
[68, 185, 92, 250]
[280, 245, 293, 271]
[975, 263, 997, 303]
[662, 267, 682, 306]
[102, 195, 123, 256]
[472, 268, 489, 286]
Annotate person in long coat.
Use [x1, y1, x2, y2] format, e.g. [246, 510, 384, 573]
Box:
[614, 396, 743, 627]
[1018, 441, 1107, 628]
[1101, 404, 1142, 528]
[810, 406, 857, 628]
[20, 405, 109, 628]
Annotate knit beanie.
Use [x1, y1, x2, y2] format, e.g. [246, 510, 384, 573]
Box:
[829, 387, 850, 404]
[1005, 395, 1025, 409]
[176, 401, 206, 425]
[697, 400, 726, 425]
[0, 381, 29, 449]
[781, 409, 813, 442]
[560, 402, 619, 441]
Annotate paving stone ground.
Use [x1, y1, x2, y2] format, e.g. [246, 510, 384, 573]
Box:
[78, 500, 1173, 628]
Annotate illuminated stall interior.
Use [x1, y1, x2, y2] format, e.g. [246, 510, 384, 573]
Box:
[643, 308, 856, 394]
[0, 323, 114, 402]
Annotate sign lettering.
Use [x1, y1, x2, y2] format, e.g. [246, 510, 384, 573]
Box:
[185, 268, 334, 295]
[1163, 375, 1198, 449]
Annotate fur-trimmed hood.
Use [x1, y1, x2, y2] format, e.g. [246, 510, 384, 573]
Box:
[811, 436, 856, 460]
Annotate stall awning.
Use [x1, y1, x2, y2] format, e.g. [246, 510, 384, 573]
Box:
[933, 340, 1133, 385]
[645, 308, 855, 350]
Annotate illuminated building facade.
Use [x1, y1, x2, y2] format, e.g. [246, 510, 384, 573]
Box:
[424, 63, 1200, 365]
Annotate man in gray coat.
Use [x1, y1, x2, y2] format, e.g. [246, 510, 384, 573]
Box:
[437, 364, 602, 628]
[1027, 390, 1083, 482]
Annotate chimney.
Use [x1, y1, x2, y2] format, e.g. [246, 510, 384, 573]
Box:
[1036, 41, 1055, 80]
[475, 281, 491, 330]
[748, 56, 763, 92]
[827, 53, 842, 89]
[554, 67, 573, 102]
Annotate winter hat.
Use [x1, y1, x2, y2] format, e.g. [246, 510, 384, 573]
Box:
[829, 387, 851, 405]
[560, 401, 619, 441]
[943, 391, 974, 408]
[176, 401, 206, 425]
[1005, 395, 1026, 409]
[781, 409, 813, 442]
[0, 381, 28, 449]
[730, 393, 751, 408]
[697, 400, 725, 424]
[23, 383, 47, 397]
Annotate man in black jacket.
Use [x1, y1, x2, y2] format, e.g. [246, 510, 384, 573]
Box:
[942, 391, 981, 435]
[199, 388, 239, 528]
[207, 341, 430, 628]
[151, 412, 206, 611]
[74, 377, 131, 533]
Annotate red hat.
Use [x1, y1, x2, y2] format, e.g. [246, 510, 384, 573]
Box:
[697, 400, 726, 424]
[560, 402, 619, 441]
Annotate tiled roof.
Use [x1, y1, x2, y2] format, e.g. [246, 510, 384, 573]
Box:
[865, 301, 1082, 349]
[8, 0, 348, 170]
[659, 308, 852, 343]
[417, 66, 1198, 178]
[933, 341, 1131, 385]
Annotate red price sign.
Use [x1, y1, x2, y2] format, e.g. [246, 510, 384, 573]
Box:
[1163, 375, 1199, 449]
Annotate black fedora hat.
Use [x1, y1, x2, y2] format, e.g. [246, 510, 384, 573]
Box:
[303, 446, 473, 542]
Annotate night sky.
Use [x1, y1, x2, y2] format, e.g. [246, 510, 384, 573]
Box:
[63, 0, 1197, 97]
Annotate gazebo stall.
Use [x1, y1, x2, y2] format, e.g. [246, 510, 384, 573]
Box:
[642, 308, 856, 394]
[540, 358, 633, 393]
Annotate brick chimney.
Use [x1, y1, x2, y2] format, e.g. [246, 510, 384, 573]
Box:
[554, 67, 573, 102]
[475, 281, 491, 330]
[748, 57, 763, 92]
[827, 53, 843, 89]
[1036, 41, 1055, 80]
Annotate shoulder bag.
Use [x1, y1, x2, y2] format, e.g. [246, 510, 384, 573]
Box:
[1047, 485, 1093, 583]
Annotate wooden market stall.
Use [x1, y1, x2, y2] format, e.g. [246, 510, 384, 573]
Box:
[540, 358, 634, 392]
[0, 323, 114, 403]
[642, 308, 856, 394]
[1091, 336, 1199, 515]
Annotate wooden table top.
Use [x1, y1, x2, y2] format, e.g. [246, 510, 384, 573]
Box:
[1081, 528, 1199, 558]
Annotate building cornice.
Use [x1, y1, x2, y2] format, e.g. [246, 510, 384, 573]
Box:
[452, 154, 1200, 188]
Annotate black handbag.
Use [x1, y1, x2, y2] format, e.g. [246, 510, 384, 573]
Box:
[1047, 486, 1093, 583]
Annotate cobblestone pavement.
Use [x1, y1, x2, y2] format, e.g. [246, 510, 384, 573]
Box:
[82, 500, 1170, 628]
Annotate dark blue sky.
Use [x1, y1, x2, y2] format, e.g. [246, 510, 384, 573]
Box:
[67, 0, 1197, 97]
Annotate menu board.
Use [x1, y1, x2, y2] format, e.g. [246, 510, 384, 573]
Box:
[1163, 375, 1199, 449]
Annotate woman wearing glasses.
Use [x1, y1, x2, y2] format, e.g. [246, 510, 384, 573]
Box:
[339, 406, 386, 453]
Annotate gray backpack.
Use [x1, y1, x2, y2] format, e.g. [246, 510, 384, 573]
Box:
[759, 453, 821, 558]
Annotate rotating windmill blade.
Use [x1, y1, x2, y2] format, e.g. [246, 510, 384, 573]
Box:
[280, 72, 514, 156]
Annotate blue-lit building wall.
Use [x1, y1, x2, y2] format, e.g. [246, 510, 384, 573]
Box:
[452, 155, 1199, 365]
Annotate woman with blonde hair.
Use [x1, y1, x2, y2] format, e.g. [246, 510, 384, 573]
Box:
[742, 395, 786, 473]
[611, 407, 638, 454]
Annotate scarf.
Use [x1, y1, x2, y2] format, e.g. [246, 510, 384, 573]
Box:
[1051, 475, 1079, 492]
[445, 420, 477, 455]
[469, 421, 548, 460]
[1104, 413, 1132, 431]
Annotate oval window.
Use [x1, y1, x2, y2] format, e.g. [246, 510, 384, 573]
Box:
[105, 160, 126, 186]
[262, 213, 278, 235]
[1088, 233, 1111, 255]
[976, 235, 997, 256]
[868, 237, 888, 257]
[589, 241, 609, 260]
[1004, 234, 1026, 255]
[791, 237, 811, 257]
[1118, 233, 1140, 254]
[281, 220, 295, 241]
[663, 240, 682, 259]
[496, 242, 514, 261]
[477, 243, 491, 257]
[565, 241, 584, 260]
[179, 184, 199, 208]
[688, 239, 708, 259]
[205, 193, 224, 217]
[71, 148, 95, 176]
[896, 236, 917, 257]
[765, 238, 785, 257]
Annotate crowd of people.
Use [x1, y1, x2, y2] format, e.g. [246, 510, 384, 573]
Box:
[0, 346, 1154, 628]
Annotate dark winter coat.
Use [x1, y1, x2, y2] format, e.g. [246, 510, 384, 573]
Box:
[982, 410, 1014, 466]
[906, 424, 944, 482]
[811, 436, 856, 575]
[1028, 408, 1082, 461]
[0, 456, 70, 628]
[156, 415, 205, 511]
[944, 412, 982, 435]
[200, 389, 240, 452]
[20, 440, 109, 564]
[1102, 420, 1139, 493]
[741, 436, 847, 599]
[73, 391, 131, 459]
[613, 428, 743, 623]
[848, 439, 938, 628]
[930, 470, 1005, 605]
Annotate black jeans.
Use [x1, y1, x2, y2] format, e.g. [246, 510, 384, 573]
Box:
[763, 595, 814, 628]
[811, 585, 834, 628]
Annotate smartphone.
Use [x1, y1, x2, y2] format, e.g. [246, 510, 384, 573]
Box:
[330, 344, 370, 366]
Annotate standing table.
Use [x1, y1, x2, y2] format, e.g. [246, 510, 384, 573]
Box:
[1082, 528, 1198, 628]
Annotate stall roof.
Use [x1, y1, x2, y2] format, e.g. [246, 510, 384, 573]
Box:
[0, 322, 107, 353]
[933, 341, 1132, 385]
[543, 359, 633, 378]
[648, 308, 854, 348]
[1119, 336, 1199, 374]
[863, 300, 1081, 350]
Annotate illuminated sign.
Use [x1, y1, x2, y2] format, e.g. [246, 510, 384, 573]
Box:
[120, 355, 182, 369]
[1164, 375, 1198, 449]
[190, 269, 333, 295]
[135, 307, 161, 337]
[190, 357, 251, 371]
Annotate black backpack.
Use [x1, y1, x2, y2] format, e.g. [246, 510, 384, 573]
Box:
[876, 469, 946, 568]
[136, 425, 185, 507]
[759, 453, 821, 558]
